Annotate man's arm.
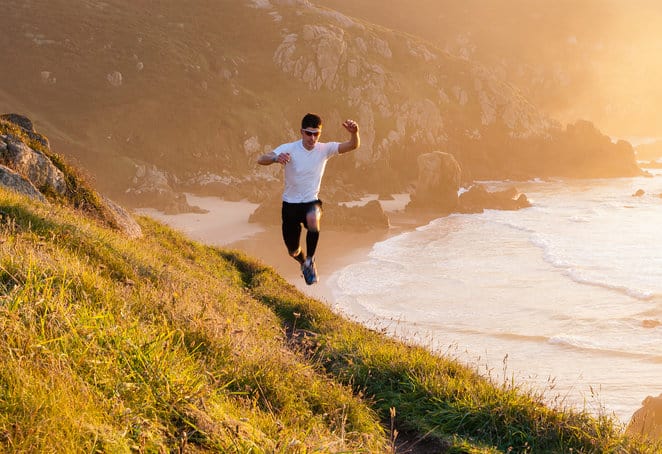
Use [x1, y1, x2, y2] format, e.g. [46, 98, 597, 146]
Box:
[338, 119, 360, 154]
[258, 151, 291, 165]
[257, 151, 278, 165]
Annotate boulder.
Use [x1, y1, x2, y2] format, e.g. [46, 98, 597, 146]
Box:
[457, 184, 531, 213]
[100, 195, 143, 239]
[323, 199, 390, 231]
[0, 113, 50, 149]
[1, 113, 34, 131]
[0, 134, 67, 196]
[626, 393, 662, 441]
[1, 114, 143, 237]
[249, 194, 389, 231]
[248, 191, 281, 225]
[406, 151, 461, 214]
[0, 165, 47, 203]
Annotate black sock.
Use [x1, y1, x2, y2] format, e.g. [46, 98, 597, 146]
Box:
[306, 231, 319, 259]
[293, 251, 305, 264]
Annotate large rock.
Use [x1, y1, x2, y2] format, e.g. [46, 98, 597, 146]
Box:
[457, 184, 531, 213]
[406, 151, 461, 214]
[249, 193, 389, 231]
[0, 113, 50, 150]
[0, 134, 68, 196]
[626, 393, 662, 441]
[323, 199, 390, 231]
[1, 114, 142, 238]
[0, 165, 47, 203]
[100, 195, 143, 239]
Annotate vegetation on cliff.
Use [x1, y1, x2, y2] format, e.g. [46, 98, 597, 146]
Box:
[0, 115, 121, 231]
[0, 185, 657, 453]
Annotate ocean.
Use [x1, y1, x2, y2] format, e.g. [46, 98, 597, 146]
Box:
[329, 168, 662, 424]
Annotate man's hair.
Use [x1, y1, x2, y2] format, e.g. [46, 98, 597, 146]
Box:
[301, 113, 322, 130]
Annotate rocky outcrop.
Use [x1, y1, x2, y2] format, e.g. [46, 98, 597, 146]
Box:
[457, 184, 531, 213]
[0, 164, 47, 203]
[323, 199, 390, 231]
[626, 393, 662, 442]
[126, 164, 207, 214]
[406, 151, 461, 213]
[100, 195, 143, 239]
[557, 120, 643, 178]
[0, 134, 68, 196]
[404, 151, 532, 216]
[0, 113, 142, 238]
[181, 172, 280, 204]
[0, 114, 50, 150]
[248, 192, 389, 231]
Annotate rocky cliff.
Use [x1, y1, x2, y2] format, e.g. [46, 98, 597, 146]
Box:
[316, 0, 662, 139]
[0, 0, 644, 211]
[0, 114, 141, 238]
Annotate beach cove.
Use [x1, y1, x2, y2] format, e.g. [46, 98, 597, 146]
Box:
[135, 173, 662, 425]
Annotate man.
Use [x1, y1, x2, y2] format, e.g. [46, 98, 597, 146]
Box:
[257, 113, 360, 285]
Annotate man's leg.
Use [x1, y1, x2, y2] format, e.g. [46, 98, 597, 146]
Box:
[282, 202, 305, 264]
[304, 202, 322, 260]
[302, 202, 322, 285]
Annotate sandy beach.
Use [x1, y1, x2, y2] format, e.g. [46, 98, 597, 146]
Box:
[135, 193, 416, 305]
[134, 194, 265, 246]
[229, 223, 396, 304]
[229, 196, 420, 305]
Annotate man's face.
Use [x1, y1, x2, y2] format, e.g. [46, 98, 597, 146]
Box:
[301, 127, 321, 150]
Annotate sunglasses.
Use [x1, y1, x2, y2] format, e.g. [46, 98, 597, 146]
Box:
[302, 129, 320, 137]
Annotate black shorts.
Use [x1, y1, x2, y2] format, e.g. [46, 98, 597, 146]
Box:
[281, 200, 322, 253]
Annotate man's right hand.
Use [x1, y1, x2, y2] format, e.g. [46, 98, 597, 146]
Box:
[275, 152, 291, 164]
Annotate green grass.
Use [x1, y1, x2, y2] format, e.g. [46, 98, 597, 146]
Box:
[0, 187, 657, 453]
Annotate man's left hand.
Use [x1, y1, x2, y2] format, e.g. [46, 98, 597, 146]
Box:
[342, 119, 359, 134]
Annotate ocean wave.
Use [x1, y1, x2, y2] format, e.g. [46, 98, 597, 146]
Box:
[487, 331, 550, 344]
[548, 334, 662, 363]
[568, 215, 592, 223]
[563, 270, 655, 301]
[493, 219, 537, 234]
[527, 235, 655, 301]
[411, 325, 662, 364]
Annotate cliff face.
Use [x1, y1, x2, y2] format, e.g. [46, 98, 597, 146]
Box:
[0, 114, 142, 238]
[0, 0, 643, 208]
[316, 0, 662, 139]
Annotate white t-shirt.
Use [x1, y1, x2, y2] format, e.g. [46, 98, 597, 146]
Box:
[273, 140, 339, 203]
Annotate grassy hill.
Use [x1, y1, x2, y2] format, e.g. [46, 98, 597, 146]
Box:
[0, 188, 657, 452]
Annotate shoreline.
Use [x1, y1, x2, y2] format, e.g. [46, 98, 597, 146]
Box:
[228, 223, 398, 304]
[134, 194, 265, 246]
[227, 205, 424, 305]
[131, 190, 653, 424]
[135, 193, 425, 306]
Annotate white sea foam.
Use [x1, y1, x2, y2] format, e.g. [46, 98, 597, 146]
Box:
[330, 174, 662, 423]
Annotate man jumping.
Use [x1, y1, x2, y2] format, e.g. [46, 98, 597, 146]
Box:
[257, 113, 360, 285]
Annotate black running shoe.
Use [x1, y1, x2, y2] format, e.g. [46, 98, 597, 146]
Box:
[302, 258, 318, 285]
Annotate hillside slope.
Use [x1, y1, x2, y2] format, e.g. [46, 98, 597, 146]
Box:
[1, 0, 642, 210]
[0, 186, 656, 451]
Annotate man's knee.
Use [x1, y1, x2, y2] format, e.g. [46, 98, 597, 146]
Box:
[306, 210, 321, 231]
[288, 247, 302, 257]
